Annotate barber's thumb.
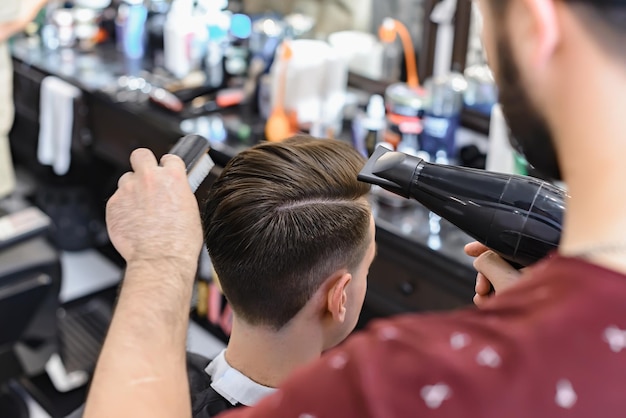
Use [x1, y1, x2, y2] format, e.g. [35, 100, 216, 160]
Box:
[465, 241, 490, 257]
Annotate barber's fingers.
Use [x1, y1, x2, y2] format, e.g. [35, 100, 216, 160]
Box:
[465, 241, 491, 257]
[475, 273, 492, 296]
[160, 154, 186, 171]
[117, 171, 134, 189]
[130, 148, 158, 174]
[473, 250, 521, 294]
[474, 293, 491, 307]
[474, 273, 497, 308]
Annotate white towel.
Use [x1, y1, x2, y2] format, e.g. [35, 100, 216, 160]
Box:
[38, 76, 81, 176]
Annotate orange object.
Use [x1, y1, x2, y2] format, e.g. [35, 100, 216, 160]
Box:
[266, 41, 296, 142]
[379, 18, 420, 88]
[94, 27, 109, 44]
[196, 281, 208, 317]
[215, 88, 245, 108]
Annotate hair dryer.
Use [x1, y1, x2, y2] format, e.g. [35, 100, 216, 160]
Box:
[358, 146, 567, 267]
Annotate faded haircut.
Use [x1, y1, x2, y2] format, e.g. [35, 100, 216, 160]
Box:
[202, 136, 371, 330]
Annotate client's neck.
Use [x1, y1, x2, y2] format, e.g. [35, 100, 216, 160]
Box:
[224, 316, 324, 388]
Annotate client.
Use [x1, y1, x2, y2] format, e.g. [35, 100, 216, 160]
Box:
[188, 136, 377, 417]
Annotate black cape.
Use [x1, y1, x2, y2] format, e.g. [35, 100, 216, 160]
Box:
[187, 352, 243, 418]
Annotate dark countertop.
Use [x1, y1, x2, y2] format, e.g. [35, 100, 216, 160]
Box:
[10, 38, 476, 279]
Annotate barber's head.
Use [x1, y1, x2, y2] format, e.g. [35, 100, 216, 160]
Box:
[203, 136, 375, 348]
[477, 0, 626, 180]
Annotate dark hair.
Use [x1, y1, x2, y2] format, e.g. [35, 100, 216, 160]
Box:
[202, 136, 372, 330]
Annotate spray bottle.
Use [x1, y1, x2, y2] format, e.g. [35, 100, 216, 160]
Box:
[164, 0, 195, 78]
[352, 95, 386, 157]
[116, 0, 148, 60]
[201, 0, 230, 89]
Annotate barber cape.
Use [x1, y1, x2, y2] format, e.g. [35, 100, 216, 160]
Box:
[187, 353, 241, 417]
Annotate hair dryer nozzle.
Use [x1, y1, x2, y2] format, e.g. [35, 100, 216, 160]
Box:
[358, 146, 424, 198]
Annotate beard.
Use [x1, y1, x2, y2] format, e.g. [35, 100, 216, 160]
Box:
[493, 32, 562, 181]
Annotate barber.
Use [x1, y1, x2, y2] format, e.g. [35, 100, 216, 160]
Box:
[85, 0, 626, 416]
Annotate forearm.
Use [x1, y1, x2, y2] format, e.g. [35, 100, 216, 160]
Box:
[84, 260, 196, 418]
[0, 0, 49, 42]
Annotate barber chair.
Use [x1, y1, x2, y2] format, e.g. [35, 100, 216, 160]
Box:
[0, 200, 61, 417]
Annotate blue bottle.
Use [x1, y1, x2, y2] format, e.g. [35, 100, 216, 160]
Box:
[116, 0, 148, 60]
[421, 72, 467, 162]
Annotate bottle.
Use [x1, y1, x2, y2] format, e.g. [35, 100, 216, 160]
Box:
[363, 95, 386, 156]
[380, 37, 401, 82]
[486, 104, 528, 175]
[421, 72, 467, 162]
[116, 0, 148, 60]
[464, 63, 498, 116]
[190, 11, 209, 74]
[384, 82, 426, 151]
[164, 0, 195, 78]
[197, 0, 230, 88]
[352, 95, 386, 157]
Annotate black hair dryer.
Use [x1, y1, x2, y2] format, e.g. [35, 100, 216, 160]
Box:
[358, 146, 567, 268]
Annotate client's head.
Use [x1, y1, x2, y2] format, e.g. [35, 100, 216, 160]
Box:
[202, 136, 375, 349]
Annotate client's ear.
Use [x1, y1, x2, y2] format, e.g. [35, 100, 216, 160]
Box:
[326, 272, 352, 323]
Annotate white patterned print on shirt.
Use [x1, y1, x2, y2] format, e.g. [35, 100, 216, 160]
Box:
[555, 379, 577, 409]
[603, 326, 626, 353]
[421, 383, 452, 409]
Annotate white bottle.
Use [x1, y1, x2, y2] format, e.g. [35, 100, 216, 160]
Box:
[164, 0, 195, 79]
[201, 0, 230, 88]
[486, 104, 517, 174]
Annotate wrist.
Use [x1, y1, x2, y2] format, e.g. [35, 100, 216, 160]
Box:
[120, 258, 196, 335]
[125, 257, 198, 283]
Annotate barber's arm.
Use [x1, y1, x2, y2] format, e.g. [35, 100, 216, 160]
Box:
[84, 149, 202, 418]
[465, 242, 523, 307]
[0, 0, 50, 43]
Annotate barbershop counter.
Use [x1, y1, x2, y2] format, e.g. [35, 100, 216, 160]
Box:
[10, 38, 477, 321]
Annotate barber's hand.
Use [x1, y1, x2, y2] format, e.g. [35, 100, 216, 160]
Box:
[106, 149, 203, 272]
[464, 242, 523, 307]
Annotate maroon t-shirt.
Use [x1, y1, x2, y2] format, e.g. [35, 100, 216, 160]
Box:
[220, 256, 626, 418]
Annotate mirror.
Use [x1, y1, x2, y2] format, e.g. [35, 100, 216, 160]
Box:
[240, 0, 431, 83]
[236, 0, 499, 135]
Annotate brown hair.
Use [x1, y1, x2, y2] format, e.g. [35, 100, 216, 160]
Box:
[202, 136, 372, 330]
